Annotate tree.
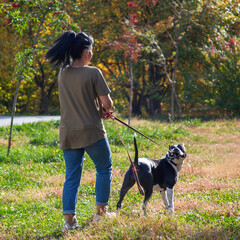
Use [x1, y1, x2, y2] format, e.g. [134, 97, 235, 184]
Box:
[110, 14, 143, 124]
[0, 0, 78, 155]
[205, 36, 240, 115]
[178, 0, 240, 116]
[0, 8, 21, 115]
[0, 0, 239, 120]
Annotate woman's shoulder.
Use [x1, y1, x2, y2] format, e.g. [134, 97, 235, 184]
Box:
[85, 66, 101, 72]
[60, 65, 100, 73]
[85, 66, 104, 78]
[60, 66, 103, 80]
[60, 65, 71, 73]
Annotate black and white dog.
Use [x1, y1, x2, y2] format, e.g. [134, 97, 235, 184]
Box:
[117, 136, 187, 214]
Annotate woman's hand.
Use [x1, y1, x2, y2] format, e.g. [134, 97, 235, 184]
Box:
[99, 94, 115, 119]
[99, 94, 113, 112]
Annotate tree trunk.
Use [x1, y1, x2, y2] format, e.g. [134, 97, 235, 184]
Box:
[7, 9, 48, 155]
[40, 85, 49, 115]
[173, 46, 183, 121]
[171, 81, 175, 121]
[7, 78, 22, 156]
[128, 59, 133, 125]
[132, 89, 142, 115]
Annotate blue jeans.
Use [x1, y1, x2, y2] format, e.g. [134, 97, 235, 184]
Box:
[62, 138, 112, 215]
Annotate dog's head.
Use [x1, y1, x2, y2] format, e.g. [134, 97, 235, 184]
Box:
[168, 144, 187, 165]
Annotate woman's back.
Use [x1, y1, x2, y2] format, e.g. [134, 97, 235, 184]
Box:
[58, 65, 110, 150]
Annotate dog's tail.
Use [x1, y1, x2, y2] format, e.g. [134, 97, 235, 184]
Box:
[134, 133, 139, 165]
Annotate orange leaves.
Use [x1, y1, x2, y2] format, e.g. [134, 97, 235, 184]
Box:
[154, 17, 174, 34]
[53, 11, 62, 14]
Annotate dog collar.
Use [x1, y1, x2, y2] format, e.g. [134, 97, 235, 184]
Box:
[166, 153, 177, 166]
[170, 160, 177, 166]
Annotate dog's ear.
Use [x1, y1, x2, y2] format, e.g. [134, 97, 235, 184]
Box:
[169, 145, 174, 150]
[177, 144, 186, 152]
[178, 144, 186, 158]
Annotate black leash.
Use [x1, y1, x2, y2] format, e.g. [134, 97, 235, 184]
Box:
[114, 116, 162, 147]
[104, 112, 169, 152]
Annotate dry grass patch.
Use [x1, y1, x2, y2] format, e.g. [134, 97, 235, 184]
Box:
[175, 198, 239, 214]
[178, 177, 239, 194]
[0, 138, 8, 146]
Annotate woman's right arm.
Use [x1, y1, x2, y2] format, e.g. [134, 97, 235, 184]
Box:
[99, 94, 114, 113]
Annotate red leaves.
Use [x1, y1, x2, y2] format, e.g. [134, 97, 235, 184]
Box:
[54, 11, 62, 15]
[133, 19, 138, 25]
[129, 0, 158, 7]
[152, 0, 158, 5]
[146, 0, 158, 6]
[111, 31, 143, 62]
[48, 1, 55, 5]
[229, 38, 237, 51]
[207, 36, 239, 56]
[221, 37, 237, 51]
[7, 18, 12, 27]
[132, 13, 138, 25]
[112, 4, 144, 61]
[128, 2, 138, 7]
[12, 3, 20, 8]
[62, 25, 70, 30]
[127, 1, 139, 25]
[230, 38, 236, 46]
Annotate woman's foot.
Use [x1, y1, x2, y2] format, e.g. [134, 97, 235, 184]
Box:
[92, 212, 117, 224]
[62, 216, 81, 231]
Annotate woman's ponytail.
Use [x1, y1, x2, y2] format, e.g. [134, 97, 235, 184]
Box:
[46, 30, 94, 68]
[46, 31, 76, 68]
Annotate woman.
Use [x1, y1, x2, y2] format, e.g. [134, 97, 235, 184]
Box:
[46, 31, 114, 230]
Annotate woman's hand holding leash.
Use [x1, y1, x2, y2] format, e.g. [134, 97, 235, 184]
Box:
[102, 105, 115, 120]
[103, 111, 115, 120]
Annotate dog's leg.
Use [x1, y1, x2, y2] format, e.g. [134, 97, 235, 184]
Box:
[141, 188, 153, 215]
[166, 187, 174, 214]
[160, 190, 169, 210]
[116, 170, 135, 212]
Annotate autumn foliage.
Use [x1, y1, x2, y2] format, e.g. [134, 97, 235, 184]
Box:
[0, 0, 239, 117]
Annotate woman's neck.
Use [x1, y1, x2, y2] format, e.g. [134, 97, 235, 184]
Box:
[71, 58, 88, 68]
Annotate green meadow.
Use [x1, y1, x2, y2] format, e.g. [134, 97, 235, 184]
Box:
[0, 118, 239, 239]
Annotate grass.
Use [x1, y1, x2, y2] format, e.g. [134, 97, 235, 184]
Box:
[0, 117, 239, 239]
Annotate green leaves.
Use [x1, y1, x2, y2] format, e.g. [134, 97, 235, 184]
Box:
[0, 0, 239, 117]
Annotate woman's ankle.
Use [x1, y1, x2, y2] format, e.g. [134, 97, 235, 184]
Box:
[64, 214, 75, 226]
[96, 205, 107, 215]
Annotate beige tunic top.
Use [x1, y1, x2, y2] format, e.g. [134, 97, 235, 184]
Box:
[58, 66, 110, 150]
